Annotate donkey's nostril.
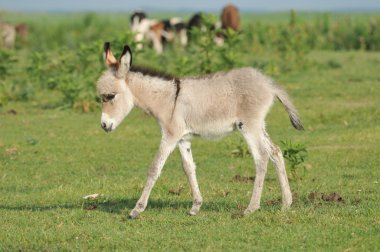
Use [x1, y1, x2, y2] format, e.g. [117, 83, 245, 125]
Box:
[101, 122, 107, 129]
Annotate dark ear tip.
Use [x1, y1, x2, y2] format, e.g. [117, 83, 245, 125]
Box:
[104, 42, 111, 52]
[122, 44, 132, 55]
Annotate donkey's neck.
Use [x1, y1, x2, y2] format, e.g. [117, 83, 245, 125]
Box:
[127, 72, 178, 123]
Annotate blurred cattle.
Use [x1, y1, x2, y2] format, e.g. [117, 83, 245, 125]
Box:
[221, 4, 240, 31]
[130, 11, 187, 54]
[186, 12, 222, 44]
[1, 22, 16, 49]
[15, 23, 28, 45]
[130, 6, 241, 53]
[187, 12, 204, 31]
[150, 17, 187, 53]
[130, 11, 155, 50]
[0, 22, 28, 49]
[187, 12, 220, 32]
[215, 4, 241, 45]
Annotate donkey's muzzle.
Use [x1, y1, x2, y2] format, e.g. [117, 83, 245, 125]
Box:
[101, 122, 113, 132]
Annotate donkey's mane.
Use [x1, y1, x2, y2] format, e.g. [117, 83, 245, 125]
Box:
[130, 65, 177, 81]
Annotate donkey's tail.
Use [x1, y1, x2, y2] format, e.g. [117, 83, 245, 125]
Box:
[273, 85, 304, 130]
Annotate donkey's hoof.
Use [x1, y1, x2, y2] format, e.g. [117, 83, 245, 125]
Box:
[243, 207, 259, 216]
[189, 211, 197, 216]
[189, 209, 199, 216]
[282, 199, 292, 210]
[128, 210, 140, 219]
[189, 206, 201, 216]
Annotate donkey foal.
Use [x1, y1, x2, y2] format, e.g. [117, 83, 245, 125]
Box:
[96, 43, 303, 219]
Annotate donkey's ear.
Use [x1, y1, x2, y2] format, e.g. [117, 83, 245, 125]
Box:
[103, 42, 117, 67]
[117, 45, 132, 76]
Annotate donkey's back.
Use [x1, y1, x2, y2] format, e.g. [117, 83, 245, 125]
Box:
[181, 67, 276, 108]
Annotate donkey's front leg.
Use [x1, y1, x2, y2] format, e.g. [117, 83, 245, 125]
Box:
[129, 139, 177, 219]
[178, 140, 203, 216]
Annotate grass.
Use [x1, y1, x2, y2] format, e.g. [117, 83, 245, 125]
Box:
[1, 9, 380, 250]
[0, 49, 379, 250]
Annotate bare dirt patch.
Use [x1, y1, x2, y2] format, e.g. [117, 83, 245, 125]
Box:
[231, 175, 255, 183]
[308, 191, 345, 204]
[7, 109, 17, 115]
[84, 205, 97, 210]
[321, 192, 344, 203]
[265, 193, 298, 206]
[168, 185, 184, 196]
[231, 211, 245, 219]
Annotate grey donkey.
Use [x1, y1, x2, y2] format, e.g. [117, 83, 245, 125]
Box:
[96, 42, 303, 219]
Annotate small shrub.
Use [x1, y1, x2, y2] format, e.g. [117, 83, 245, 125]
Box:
[0, 80, 34, 106]
[281, 140, 308, 180]
[326, 59, 342, 69]
[0, 50, 17, 79]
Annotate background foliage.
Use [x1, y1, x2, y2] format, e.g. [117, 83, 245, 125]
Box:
[1, 11, 380, 108]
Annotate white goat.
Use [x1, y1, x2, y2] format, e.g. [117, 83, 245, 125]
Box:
[96, 43, 303, 218]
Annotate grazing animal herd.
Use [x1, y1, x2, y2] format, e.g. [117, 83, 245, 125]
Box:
[130, 12, 188, 54]
[1, 4, 239, 52]
[97, 43, 303, 218]
[130, 4, 241, 53]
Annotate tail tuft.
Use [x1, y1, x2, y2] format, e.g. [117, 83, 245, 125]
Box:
[274, 85, 304, 131]
[288, 110, 304, 130]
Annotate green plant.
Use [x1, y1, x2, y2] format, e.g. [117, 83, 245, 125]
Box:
[230, 138, 251, 158]
[183, 13, 244, 75]
[0, 80, 34, 106]
[280, 140, 308, 179]
[0, 50, 17, 79]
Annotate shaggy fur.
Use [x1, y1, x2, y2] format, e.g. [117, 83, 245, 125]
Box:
[97, 43, 303, 218]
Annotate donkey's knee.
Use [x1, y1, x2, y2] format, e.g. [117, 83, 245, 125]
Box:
[267, 143, 285, 165]
[268, 143, 292, 208]
[269, 143, 282, 158]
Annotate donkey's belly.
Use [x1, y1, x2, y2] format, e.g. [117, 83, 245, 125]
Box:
[190, 121, 236, 140]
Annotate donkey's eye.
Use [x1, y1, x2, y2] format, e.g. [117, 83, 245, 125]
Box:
[106, 94, 115, 100]
[102, 94, 116, 102]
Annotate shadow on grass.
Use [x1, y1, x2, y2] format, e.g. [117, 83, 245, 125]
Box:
[0, 198, 240, 215]
[0, 203, 79, 212]
[94, 198, 239, 214]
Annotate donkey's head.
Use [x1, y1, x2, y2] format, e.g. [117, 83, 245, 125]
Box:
[97, 42, 134, 132]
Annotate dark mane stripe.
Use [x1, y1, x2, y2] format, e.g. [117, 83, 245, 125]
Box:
[130, 65, 177, 81]
[171, 78, 181, 118]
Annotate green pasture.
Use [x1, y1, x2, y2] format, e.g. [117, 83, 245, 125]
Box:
[0, 11, 380, 251]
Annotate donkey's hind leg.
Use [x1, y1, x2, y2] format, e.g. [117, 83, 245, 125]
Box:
[238, 122, 270, 214]
[239, 122, 292, 214]
[262, 129, 292, 209]
[178, 140, 203, 215]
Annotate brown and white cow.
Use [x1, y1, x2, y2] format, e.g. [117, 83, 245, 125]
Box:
[130, 11, 187, 54]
